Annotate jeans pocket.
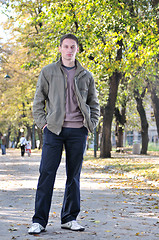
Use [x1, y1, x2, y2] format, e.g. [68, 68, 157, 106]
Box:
[81, 126, 88, 135]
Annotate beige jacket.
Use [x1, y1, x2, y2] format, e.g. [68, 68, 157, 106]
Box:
[33, 59, 100, 135]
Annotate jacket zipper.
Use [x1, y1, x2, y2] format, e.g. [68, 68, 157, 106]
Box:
[74, 72, 89, 129]
[62, 72, 68, 128]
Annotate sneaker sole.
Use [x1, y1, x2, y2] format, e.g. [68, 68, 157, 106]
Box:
[61, 226, 85, 231]
[28, 229, 46, 235]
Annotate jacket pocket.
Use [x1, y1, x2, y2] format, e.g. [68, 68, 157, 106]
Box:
[84, 104, 94, 132]
[46, 112, 56, 123]
[79, 89, 88, 102]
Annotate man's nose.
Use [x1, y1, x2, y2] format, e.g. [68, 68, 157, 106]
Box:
[68, 47, 73, 52]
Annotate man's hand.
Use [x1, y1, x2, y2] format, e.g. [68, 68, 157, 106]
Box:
[42, 124, 47, 130]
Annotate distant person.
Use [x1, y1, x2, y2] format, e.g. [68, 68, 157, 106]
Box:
[20, 135, 27, 157]
[25, 140, 31, 157]
[1, 134, 6, 155]
[28, 34, 100, 234]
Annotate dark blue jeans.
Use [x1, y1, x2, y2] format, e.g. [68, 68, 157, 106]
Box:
[33, 127, 88, 228]
[1, 145, 6, 155]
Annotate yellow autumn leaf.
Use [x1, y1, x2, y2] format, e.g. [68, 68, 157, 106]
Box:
[84, 211, 88, 213]
[94, 220, 100, 223]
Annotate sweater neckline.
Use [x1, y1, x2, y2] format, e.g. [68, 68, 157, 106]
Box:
[62, 64, 76, 70]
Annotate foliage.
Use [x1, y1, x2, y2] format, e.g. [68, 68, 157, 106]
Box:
[0, 42, 37, 134]
[0, 0, 159, 146]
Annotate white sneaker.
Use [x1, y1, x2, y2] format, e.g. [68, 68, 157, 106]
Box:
[28, 223, 45, 234]
[61, 220, 85, 231]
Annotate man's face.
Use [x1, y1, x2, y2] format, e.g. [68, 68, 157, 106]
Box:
[59, 38, 79, 62]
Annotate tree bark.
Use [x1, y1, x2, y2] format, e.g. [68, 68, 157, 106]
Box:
[100, 71, 121, 158]
[37, 127, 43, 149]
[150, 87, 159, 137]
[26, 125, 32, 140]
[150, 0, 159, 137]
[114, 107, 126, 148]
[96, 124, 101, 150]
[134, 89, 149, 154]
[6, 126, 11, 148]
[100, 36, 122, 158]
[16, 130, 21, 148]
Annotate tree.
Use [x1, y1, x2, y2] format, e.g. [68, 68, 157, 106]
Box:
[0, 42, 38, 144]
[149, 0, 159, 138]
[114, 107, 126, 149]
[134, 87, 149, 154]
[150, 81, 159, 137]
[1, 0, 159, 155]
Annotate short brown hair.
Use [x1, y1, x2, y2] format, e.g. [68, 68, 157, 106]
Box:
[60, 34, 79, 46]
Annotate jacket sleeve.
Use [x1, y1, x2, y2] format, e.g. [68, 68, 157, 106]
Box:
[87, 76, 100, 129]
[33, 69, 49, 129]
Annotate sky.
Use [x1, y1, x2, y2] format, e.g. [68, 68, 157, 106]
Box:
[0, 1, 11, 43]
[0, 20, 8, 43]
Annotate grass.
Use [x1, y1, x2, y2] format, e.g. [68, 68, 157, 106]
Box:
[84, 150, 159, 181]
[148, 142, 159, 151]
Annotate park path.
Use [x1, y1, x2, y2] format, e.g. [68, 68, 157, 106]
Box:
[0, 149, 159, 240]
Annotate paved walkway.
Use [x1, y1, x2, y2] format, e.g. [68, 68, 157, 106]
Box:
[0, 149, 159, 240]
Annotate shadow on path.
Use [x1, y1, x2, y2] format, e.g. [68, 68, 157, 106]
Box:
[0, 149, 159, 240]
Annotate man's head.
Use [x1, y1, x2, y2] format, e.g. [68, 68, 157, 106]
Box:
[60, 34, 79, 46]
[59, 34, 79, 66]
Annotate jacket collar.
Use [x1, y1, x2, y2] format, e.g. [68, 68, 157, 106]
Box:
[57, 58, 85, 77]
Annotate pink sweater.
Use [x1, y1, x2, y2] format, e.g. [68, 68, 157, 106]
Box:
[62, 67, 84, 128]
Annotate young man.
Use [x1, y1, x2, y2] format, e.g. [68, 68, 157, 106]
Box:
[1, 134, 6, 155]
[20, 134, 27, 157]
[28, 34, 100, 234]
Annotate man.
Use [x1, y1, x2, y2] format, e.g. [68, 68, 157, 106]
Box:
[1, 134, 6, 155]
[20, 134, 27, 157]
[28, 34, 100, 234]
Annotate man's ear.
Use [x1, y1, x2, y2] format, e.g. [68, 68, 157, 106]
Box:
[77, 46, 79, 53]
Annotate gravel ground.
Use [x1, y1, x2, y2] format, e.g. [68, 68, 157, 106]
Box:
[0, 149, 159, 240]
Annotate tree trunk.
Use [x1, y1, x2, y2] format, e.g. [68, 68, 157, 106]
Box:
[100, 107, 112, 158]
[134, 90, 149, 154]
[6, 126, 11, 148]
[114, 107, 126, 149]
[96, 124, 101, 150]
[150, 88, 159, 137]
[37, 127, 43, 149]
[115, 126, 124, 148]
[100, 71, 121, 158]
[100, 37, 122, 158]
[26, 125, 32, 140]
[16, 130, 21, 148]
[31, 124, 36, 149]
[150, 0, 159, 137]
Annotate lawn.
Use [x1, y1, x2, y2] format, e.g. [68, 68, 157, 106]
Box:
[84, 150, 159, 183]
